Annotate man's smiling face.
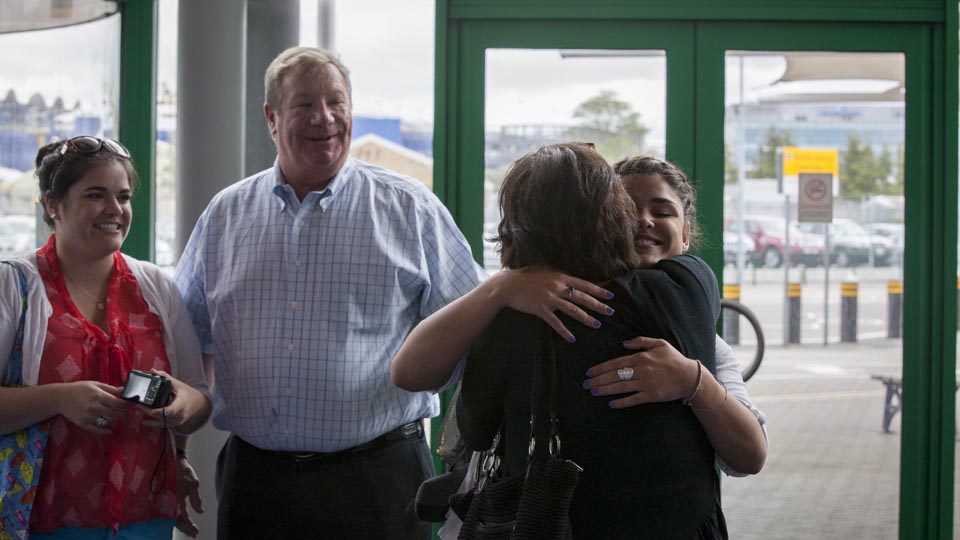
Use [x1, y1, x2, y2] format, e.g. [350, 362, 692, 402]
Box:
[266, 63, 353, 190]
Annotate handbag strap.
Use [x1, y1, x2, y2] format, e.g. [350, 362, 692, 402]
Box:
[478, 321, 561, 487]
[526, 322, 561, 466]
[2, 261, 29, 387]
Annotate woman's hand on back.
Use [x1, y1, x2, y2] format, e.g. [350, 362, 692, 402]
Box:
[582, 336, 699, 409]
[391, 265, 615, 392]
[490, 266, 615, 343]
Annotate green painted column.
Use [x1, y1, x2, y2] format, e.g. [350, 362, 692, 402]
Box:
[119, 0, 157, 262]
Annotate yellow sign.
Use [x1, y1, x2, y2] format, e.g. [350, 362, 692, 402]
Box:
[782, 147, 839, 177]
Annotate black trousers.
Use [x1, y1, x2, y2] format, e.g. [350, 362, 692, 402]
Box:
[215, 432, 434, 540]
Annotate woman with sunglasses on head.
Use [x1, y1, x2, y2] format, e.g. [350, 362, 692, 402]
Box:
[393, 148, 765, 539]
[0, 137, 211, 539]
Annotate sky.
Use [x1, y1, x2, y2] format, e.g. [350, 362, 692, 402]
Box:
[0, 13, 120, 113]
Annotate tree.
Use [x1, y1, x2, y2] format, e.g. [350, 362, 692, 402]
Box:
[839, 133, 901, 199]
[895, 143, 904, 188]
[564, 90, 650, 163]
[724, 144, 739, 183]
[753, 127, 795, 179]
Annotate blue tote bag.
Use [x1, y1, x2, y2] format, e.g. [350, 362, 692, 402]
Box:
[0, 261, 50, 538]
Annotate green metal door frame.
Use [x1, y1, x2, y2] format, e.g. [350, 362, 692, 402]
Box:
[436, 2, 958, 538]
[694, 21, 957, 539]
[119, 0, 157, 262]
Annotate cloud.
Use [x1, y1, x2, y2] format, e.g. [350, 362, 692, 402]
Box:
[0, 15, 120, 109]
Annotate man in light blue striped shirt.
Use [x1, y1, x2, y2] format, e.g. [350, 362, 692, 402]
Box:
[174, 47, 483, 540]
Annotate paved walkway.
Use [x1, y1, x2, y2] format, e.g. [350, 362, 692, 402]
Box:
[721, 338, 950, 539]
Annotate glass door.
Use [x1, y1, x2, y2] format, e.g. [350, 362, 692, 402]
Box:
[722, 50, 906, 540]
[440, 14, 953, 539]
[695, 22, 948, 540]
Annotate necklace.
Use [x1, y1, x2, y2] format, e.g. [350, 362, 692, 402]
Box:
[64, 273, 106, 310]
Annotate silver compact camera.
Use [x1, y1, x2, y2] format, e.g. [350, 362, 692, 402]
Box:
[121, 369, 172, 408]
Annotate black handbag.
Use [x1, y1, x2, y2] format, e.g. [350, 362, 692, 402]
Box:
[450, 324, 582, 540]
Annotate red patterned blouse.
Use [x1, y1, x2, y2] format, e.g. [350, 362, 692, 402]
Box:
[30, 236, 177, 533]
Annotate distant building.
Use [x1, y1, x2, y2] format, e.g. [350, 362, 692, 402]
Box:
[486, 124, 570, 169]
[0, 90, 438, 182]
[728, 101, 904, 168]
[353, 117, 402, 144]
[0, 88, 104, 172]
[350, 133, 432, 189]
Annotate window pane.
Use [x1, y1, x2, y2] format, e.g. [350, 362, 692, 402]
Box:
[0, 14, 120, 257]
[484, 49, 666, 271]
[335, 0, 436, 190]
[155, 0, 177, 269]
[722, 51, 905, 540]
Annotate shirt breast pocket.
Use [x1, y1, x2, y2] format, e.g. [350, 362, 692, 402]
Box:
[345, 265, 400, 333]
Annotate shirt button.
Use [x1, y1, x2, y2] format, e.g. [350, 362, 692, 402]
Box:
[291, 301, 300, 309]
[284, 388, 294, 396]
[287, 343, 296, 351]
[298, 219, 306, 227]
[293, 260, 302, 267]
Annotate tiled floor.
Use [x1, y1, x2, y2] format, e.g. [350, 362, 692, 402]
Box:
[722, 339, 906, 539]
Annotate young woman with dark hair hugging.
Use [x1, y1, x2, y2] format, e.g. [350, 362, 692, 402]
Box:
[392, 145, 765, 539]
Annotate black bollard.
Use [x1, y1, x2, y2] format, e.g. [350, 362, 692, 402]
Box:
[887, 280, 903, 338]
[723, 284, 740, 345]
[841, 281, 858, 343]
[787, 282, 801, 344]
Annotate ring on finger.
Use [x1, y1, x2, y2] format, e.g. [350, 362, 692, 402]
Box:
[617, 367, 635, 381]
[94, 415, 109, 428]
[566, 287, 575, 301]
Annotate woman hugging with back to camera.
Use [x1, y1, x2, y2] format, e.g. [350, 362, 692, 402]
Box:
[395, 143, 766, 539]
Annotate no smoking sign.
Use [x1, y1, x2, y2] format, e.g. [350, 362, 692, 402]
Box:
[798, 173, 834, 223]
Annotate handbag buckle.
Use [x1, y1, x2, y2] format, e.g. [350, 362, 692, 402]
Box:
[549, 434, 561, 455]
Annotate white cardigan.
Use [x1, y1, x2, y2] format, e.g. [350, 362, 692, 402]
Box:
[0, 251, 209, 398]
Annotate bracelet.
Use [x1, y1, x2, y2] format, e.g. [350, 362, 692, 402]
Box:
[682, 360, 703, 406]
[692, 385, 729, 413]
[175, 448, 188, 459]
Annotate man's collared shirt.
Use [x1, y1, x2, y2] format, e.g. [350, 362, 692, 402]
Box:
[175, 158, 483, 452]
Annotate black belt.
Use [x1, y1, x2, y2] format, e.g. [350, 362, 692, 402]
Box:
[243, 420, 424, 463]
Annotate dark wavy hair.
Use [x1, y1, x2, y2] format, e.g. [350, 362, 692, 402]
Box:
[35, 139, 138, 226]
[495, 142, 640, 281]
[613, 155, 700, 248]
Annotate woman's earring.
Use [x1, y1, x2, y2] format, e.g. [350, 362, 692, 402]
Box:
[49, 213, 56, 219]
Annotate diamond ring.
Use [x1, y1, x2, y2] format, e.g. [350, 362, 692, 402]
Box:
[94, 416, 109, 428]
[617, 367, 635, 381]
[566, 287, 575, 301]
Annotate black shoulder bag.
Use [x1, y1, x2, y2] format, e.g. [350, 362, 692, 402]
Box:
[449, 323, 582, 540]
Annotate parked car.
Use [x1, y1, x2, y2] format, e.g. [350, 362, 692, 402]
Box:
[724, 214, 823, 268]
[865, 222, 904, 266]
[723, 229, 755, 267]
[795, 218, 886, 267]
[0, 214, 37, 257]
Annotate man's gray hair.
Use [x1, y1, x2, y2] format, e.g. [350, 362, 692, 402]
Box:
[264, 47, 352, 111]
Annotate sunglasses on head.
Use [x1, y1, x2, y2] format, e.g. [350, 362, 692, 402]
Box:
[58, 136, 131, 159]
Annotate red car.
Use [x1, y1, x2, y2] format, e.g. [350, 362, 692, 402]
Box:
[724, 214, 824, 268]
